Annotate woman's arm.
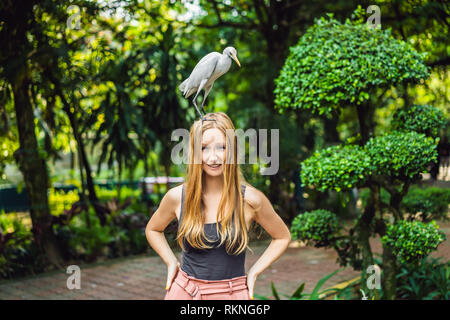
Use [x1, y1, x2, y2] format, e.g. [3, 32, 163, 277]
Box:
[145, 187, 179, 267]
[247, 187, 292, 277]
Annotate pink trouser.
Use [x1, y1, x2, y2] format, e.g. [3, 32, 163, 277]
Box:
[164, 266, 250, 300]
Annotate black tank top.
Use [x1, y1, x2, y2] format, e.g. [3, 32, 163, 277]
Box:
[178, 184, 247, 280]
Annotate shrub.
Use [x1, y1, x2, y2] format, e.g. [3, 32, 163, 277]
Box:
[107, 210, 149, 257]
[95, 185, 141, 203]
[381, 220, 446, 264]
[364, 131, 438, 179]
[53, 202, 150, 261]
[274, 12, 429, 116]
[290, 209, 339, 246]
[300, 144, 372, 193]
[0, 211, 47, 279]
[392, 104, 446, 138]
[62, 208, 113, 262]
[401, 186, 450, 222]
[395, 256, 449, 300]
[48, 187, 80, 217]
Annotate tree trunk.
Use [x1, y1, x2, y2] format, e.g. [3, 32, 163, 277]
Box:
[377, 218, 397, 299]
[43, 65, 106, 225]
[381, 241, 397, 299]
[356, 103, 376, 145]
[77, 148, 90, 228]
[292, 165, 304, 215]
[323, 115, 341, 144]
[12, 70, 64, 268]
[357, 195, 377, 298]
[117, 160, 122, 204]
[141, 148, 150, 210]
[51, 81, 106, 226]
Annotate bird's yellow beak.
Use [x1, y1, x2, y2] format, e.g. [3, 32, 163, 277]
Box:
[232, 54, 241, 67]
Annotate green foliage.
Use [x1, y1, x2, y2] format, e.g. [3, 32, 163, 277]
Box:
[48, 187, 79, 216]
[401, 186, 450, 222]
[300, 144, 372, 192]
[0, 211, 47, 278]
[106, 209, 149, 258]
[63, 208, 113, 261]
[290, 209, 339, 246]
[358, 186, 450, 222]
[255, 268, 348, 300]
[274, 13, 429, 116]
[2, 184, 151, 276]
[392, 104, 446, 138]
[381, 220, 446, 264]
[395, 256, 449, 300]
[53, 201, 150, 261]
[364, 131, 438, 178]
[95, 185, 141, 203]
[95, 185, 150, 216]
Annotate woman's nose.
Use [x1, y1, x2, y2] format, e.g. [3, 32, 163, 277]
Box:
[209, 151, 218, 161]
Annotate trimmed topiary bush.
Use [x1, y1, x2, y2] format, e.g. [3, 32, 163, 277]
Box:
[392, 104, 446, 138]
[364, 131, 438, 178]
[274, 13, 429, 116]
[381, 220, 446, 264]
[300, 144, 372, 193]
[290, 209, 339, 246]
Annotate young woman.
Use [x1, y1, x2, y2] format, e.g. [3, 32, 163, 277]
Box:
[145, 112, 291, 300]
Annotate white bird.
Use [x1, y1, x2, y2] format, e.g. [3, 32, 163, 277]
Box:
[179, 46, 241, 122]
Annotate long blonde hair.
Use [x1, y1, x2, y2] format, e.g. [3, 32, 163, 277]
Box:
[176, 112, 250, 255]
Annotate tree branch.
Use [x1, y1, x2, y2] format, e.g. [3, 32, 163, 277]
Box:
[252, 0, 267, 25]
[281, 0, 303, 13]
[219, 0, 260, 27]
[207, 0, 223, 23]
[428, 56, 450, 67]
[188, 0, 259, 30]
[192, 20, 258, 30]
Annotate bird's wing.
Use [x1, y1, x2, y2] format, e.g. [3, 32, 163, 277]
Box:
[187, 52, 221, 86]
[194, 52, 221, 71]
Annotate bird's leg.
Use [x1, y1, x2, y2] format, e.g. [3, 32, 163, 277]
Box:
[200, 84, 216, 122]
[192, 96, 205, 119]
[193, 97, 214, 123]
[201, 101, 207, 116]
[193, 79, 215, 124]
[192, 79, 209, 120]
[200, 84, 213, 115]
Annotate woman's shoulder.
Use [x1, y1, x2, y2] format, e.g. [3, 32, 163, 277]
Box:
[164, 183, 184, 206]
[242, 184, 264, 211]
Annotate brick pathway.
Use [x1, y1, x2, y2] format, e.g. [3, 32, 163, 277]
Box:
[1, 221, 448, 300]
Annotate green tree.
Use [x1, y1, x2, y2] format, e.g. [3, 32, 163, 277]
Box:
[275, 10, 446, 299]
[0, 0, 67, 266]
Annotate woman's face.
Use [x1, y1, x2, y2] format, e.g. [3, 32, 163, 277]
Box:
[202, 128, 226, 176]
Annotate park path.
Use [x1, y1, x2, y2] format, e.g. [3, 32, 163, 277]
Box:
[1, 219, 448, 300]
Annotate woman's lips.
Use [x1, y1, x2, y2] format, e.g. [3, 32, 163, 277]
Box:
[207, 164, 222, 169]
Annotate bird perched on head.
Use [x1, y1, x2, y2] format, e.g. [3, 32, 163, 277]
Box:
[179, 46, 241, 122]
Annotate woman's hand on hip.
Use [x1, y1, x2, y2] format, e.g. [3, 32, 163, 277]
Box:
[166, 261, 180, 291]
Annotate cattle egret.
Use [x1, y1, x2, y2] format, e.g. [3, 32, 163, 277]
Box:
[179, 46, 241, 122]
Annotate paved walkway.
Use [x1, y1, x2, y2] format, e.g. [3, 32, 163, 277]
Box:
[1, 219, 448, 300]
